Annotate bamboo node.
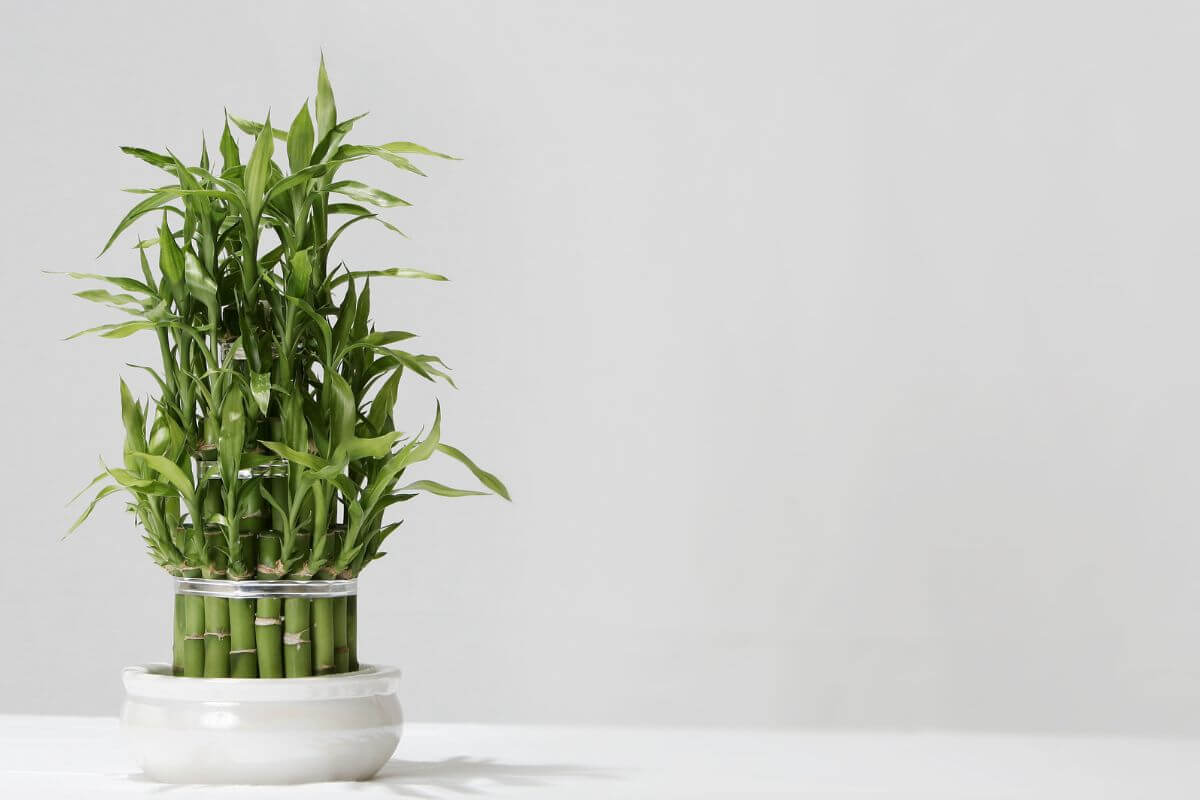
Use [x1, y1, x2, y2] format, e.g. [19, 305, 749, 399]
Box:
[254, 616, 282, 626]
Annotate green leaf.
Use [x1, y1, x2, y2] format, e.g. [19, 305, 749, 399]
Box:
[119, 379, 147, 467]
[183, 251, 217, 307]
[100, 190, 180, 256]
[328, 268, 447, 288]
[227, 113, 288, 141]
[335, 144, 427, 176]
[316, 55, 337, 141]
[327, 371, 357, 454]
[244, 112, 275, 220]
[408, 401, 441, 464]
[380, 141, 459, 160]
[67, 484, 122, 535]
[437, 443, 511, 500]
[397, 480, 487, 498]
[74, 289, 140, 307]
[260, 440, 327, 471]
[66, 320, 156, 340]
[128, 452, 195, 504]
[219, 117, 240, 169]
[218, 387, 246, 489]
[250, 371, 271, 417]
[157, 213, 183, 301]
[336, 431, 406, 462]
[287, 101, 315, 174]
[50, 271, 155, 295]
[327, 180, 409, 208]
[120, 146, 175, 171]
[366, 366, 403, 433]
[286, 249, 313, 297]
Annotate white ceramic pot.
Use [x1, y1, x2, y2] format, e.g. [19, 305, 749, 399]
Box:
[121, 663, 402, 784]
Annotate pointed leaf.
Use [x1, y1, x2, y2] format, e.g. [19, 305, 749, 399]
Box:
[327, 180, 409, 208]
[128, 452, 195, 503]
[397, 479, 487, 498]
[287, 101, 315, 173]
[316, 55, 337, 140]
[437, 443, 511, 500]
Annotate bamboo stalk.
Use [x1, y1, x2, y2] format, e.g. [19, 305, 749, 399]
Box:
[202, 556, 231, 678]
[228, 505, 260, 678]
[312, 598, 336, 675]
[348, 597, 355, 671]
[255, 532, 284, 678]
[283, 598, 312, 677]
[172, 591, 185, 676]
[333, 596, 349, 673]
[284, 528, 314, 678]
[182, 526, 205, 677]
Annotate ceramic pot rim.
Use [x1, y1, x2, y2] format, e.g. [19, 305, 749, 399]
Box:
[123, 663, 401, 702]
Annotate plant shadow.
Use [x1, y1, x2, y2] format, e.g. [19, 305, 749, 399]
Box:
[362, 756, 620, 797]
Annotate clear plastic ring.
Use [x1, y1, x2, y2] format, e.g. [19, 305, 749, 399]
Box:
[174, 577, 357, 599]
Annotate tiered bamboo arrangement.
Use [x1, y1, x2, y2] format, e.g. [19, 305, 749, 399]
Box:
[64, 60, 508, 678]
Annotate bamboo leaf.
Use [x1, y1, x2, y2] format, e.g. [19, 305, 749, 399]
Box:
[380, 141, 459, 160]
[228, 113, 287, 141]
[74, 289, 140, 307]
[397, 479, 487, 498]
[120, 146, 175, 171]
[67, 484, 122, 535]
[100, 190, 180, 255]
[128, 452, 195, 503]
[366, 366, 403, 433]
[316, 55, 337, 141]
[183, 251, 217, 307]
[327, 372, 357, 454]
[286, 249, 313, 297]
[260, 441, 327, 472]
[65, 321, 146, 340]
[287, 101, 315, 174]
[327, 180, 409, 208]
[50, 271, 155, 295]
[249, 371, 271, 417]
[244, 112, 275, 220]
[335, 144, 427, 176]
[328, 268, 447, 288]
[218, 387, 246, 489]
[336, 431, 406, 462]
[408, 401, 441, 464]
[219, 117, 240, 169]
[436, 443, 511, 500]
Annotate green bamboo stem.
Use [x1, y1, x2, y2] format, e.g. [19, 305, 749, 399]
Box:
[312, 598, 336, 675]
[333, 596, 349, 673]
[181, 526, 205, 677]
[172, 589, 185, 676]
[202, 552, 230, 678]
[347, 595, 358, 672]
[228, 508, 260, 678]
[283, 597, 312, 677]
[255, 531, 284, 678]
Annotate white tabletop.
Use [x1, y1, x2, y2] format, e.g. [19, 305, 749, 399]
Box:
[1, 714, 1196, 798]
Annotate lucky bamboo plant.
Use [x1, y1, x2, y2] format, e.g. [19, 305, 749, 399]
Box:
[63, 59, 509, 679]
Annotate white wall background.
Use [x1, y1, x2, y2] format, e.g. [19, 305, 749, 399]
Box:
[2, 0, 1199, 735]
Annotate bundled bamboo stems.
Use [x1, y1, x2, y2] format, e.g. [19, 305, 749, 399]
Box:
[65, 59, 510, 678]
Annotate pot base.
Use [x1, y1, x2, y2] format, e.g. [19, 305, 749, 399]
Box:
[120, 663, 402, 785]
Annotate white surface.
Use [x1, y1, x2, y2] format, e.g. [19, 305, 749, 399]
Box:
[120, 665, 402, 784]
[1, 716, 1197, 799]
[5, 0, 1200, 735]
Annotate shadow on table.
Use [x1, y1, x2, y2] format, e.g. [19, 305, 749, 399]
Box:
[366, 756, 620, 797]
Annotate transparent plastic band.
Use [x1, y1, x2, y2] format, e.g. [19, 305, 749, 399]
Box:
[174, 577, 358, 599]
